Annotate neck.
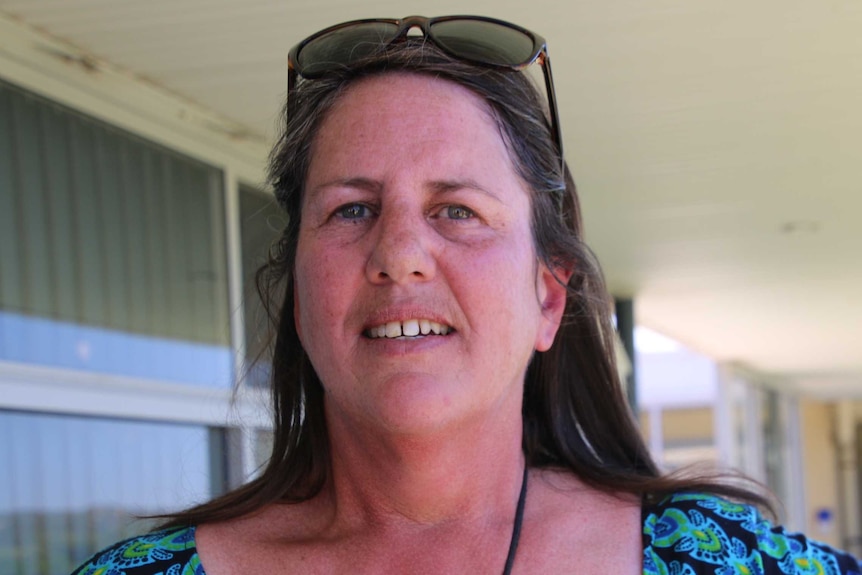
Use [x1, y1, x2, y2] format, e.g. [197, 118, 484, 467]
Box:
[322, 405, 526, 529]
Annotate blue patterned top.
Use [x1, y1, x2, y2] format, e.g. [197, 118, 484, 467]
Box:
[643, 493, 860, 575]
[72, 493, 860, 574]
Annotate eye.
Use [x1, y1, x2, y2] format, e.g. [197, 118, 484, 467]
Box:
[443, 205, 474, 220]
[335, 203, 372, 220]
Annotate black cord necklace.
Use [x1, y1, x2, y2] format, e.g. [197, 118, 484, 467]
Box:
[502, 466, 529, 575]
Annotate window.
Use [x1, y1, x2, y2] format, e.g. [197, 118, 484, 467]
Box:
[0, 80, 231, 387]
[239, 186, 285, 387]
[0, 410, 215, 574]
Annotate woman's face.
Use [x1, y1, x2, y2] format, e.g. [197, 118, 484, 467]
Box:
[294, 73, 567, 434]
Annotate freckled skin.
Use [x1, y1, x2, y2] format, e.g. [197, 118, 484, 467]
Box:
[294, 73, 566, 436]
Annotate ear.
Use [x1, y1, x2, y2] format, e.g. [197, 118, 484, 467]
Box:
[534, 263, 572, 352]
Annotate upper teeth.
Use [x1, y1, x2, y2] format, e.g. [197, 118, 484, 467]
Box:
[368, 319, 452, 339]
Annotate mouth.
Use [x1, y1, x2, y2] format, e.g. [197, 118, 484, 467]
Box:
[364, 319, 454, 339]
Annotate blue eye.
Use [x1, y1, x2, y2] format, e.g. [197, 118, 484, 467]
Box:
[445, 205, 474, 220]
[336, 203, 370, 219]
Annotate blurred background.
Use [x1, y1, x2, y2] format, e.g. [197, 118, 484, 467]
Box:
[0, 0, 860, 572]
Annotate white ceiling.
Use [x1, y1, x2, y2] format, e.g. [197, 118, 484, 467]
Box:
[1, 0, 860, 396]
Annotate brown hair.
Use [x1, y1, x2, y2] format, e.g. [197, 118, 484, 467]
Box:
[160, 41, 769, 528]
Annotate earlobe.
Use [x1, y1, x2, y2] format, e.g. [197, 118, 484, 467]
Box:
[535, 264, 572, 352]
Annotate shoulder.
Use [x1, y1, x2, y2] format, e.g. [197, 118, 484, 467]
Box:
[71, 526, 203, 575]
[642, 492, 862, 575]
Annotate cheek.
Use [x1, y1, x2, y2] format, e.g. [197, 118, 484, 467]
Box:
[293, 243, 326, 346]
[452, 242, 541, 328]
[293, 240, 358, 348]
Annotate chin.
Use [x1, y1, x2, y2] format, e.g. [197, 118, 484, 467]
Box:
[383, 391, 515, 440]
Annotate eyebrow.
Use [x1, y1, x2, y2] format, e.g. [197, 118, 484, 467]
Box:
[308, 177, 382, 196]
[429, 179, 500, 201]
[309, 177, 501, 202]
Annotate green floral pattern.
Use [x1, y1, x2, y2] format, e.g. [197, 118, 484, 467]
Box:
[643, 493, 860, 575]
[71, 528, 201, 575]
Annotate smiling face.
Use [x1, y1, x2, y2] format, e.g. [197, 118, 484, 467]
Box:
[294, 73, 567, 435]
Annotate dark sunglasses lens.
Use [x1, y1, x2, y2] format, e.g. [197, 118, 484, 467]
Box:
[298, 22, 401, 76]
[430, 20, 536, 66]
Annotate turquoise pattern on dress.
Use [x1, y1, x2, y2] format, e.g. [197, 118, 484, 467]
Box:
[72, 493, 861, 574]
[643, 493, 861, 575]
[71, 527, 202, 575]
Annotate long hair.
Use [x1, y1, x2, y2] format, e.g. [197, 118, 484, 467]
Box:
[160, 41, 769, 528]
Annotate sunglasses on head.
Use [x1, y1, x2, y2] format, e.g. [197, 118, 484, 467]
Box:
[287, 15, 564, 166]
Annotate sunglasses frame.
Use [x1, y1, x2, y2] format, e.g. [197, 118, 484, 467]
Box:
[287, 15, 564, 168]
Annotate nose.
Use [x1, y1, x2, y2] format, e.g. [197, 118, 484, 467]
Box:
[366, 206, 437, 285]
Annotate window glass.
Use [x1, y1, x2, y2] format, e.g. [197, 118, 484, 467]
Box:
[239, 186, 284, 387]
[762, 389, 787, 507]
[253, 427, 275, 470]
[0, 80, 231, 387]
[0, 410, 214, 574]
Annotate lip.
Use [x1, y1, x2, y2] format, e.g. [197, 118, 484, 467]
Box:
[359, 304, 458, 349]
[358, 327, 455, 356]
[362, 306, 454, 334]
[364, 319, 454, 339]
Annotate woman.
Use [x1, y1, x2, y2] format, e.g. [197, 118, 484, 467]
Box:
[73, 16, 860, 574]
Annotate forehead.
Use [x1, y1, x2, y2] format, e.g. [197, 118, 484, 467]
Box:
[306, 72, 520, 185]
[330, 71, 493, 122]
